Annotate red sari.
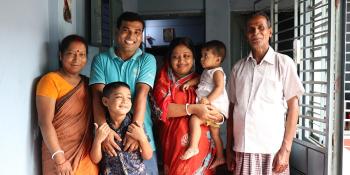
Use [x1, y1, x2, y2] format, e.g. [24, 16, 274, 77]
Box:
[153, 65, 215, 175]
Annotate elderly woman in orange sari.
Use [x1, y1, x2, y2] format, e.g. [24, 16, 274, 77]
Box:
[153, 37, 224, 174]
[36, 35, 98, 175]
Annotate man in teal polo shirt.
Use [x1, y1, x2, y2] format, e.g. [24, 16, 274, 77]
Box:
[89, 12, 158, 174]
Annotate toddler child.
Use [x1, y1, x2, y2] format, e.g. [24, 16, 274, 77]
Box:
[180, 40, 229, 169]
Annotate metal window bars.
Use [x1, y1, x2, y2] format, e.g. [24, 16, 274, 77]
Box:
[344, 0, 350, 155]
[271, 0, 332, 150]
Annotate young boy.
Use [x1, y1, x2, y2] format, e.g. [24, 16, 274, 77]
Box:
[90, 82, 152, 175]
[180, 40, 229, 169]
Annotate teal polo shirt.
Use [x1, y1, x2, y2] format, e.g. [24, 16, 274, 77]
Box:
[89, 47, 157, 150]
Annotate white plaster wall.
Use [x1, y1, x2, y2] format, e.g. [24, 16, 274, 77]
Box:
[230, 0, 294, 11]
[58, 0, 77, 39]
[0, 0, 49, 174]
[48, 0, 86, 71]
[0, 0, 92, 174]
[138, 0, 204, 15]
[76, 0, 86, 36]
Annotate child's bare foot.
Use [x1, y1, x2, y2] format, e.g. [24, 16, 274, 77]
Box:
[209, 157, 225, 169]
[180, 148, 199, 160]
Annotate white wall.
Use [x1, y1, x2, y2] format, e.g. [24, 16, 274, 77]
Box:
[0, 0, 93, 174]
[0, 0, 49, 174]
[138, 0, 204, 15]
[230, 0, 294, 11]
[48, 0, 86, 70]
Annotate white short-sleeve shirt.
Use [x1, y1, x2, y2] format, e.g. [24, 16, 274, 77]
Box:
[228, 47, 304, 154]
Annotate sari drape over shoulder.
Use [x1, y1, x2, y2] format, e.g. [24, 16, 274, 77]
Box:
[41, 77, 95, 175]
[153, 65, 215, 175]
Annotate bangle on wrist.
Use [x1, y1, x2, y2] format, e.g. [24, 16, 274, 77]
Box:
[51, 150, 64, 160]
[185, 103, 191, 116]
[216, 114, 225, 125]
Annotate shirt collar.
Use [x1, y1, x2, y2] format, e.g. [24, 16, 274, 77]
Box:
[246, 46, 275, 65]
[109, 47, 142, 61]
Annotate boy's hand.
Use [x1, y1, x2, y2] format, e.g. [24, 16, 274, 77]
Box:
[181, 82, 191, 91]
[94, 123, 110, 143]
[123, 135, 139, 152]
[126, 123, 148, 143]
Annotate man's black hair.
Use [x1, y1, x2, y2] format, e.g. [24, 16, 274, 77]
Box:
[116, 11, 145, 30]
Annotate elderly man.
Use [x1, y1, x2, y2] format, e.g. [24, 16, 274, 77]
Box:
[226, 12, 304, 175]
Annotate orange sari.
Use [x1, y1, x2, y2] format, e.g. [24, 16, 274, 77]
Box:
[41, 77, 97, 175]
[153, 65, 215, 175]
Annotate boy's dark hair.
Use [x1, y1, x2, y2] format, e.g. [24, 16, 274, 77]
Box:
[203, 40, 226, 62]
[102, 82, 131, 98]
[116, 11, 145, 30]
[58, 34, 88, 67]
[247, 11, 271, 28]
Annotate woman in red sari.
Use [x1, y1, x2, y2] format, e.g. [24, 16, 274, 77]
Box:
[36, 35, 98, 175]
[153, 37, 224, 174]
